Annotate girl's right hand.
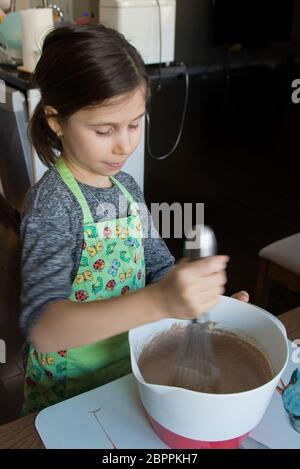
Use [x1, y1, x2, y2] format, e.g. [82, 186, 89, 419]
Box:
[155, 255, 229, 320]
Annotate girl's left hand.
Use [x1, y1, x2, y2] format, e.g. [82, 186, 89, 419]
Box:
[231, 291, 249, 302]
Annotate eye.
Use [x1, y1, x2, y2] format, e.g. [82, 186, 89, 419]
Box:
[129, 122, 140, 131]
[95, 128, 113, 137]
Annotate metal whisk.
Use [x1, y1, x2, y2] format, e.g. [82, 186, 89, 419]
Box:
[173, 225, 220, 392]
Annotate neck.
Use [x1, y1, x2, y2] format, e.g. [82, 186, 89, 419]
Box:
[61, 155, 113, 189]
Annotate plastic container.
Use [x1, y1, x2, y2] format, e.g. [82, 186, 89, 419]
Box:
[0, 12, 22, 59]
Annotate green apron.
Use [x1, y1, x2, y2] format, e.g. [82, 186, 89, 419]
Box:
[22, 158, 145, 415]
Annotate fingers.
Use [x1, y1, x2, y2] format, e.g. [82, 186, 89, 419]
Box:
[159, 254, 230, 321]
[175, 256, 228, 300]
[179, 286, 225, 319]
[198, 296, 222, 315]
[195, 286, 225, 303]
[231, 291, 249, 302]
[189, 271, 227, 293]
[181, 255, 230, 277]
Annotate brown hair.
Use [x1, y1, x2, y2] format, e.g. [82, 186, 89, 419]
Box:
[29, 24, 150, 167]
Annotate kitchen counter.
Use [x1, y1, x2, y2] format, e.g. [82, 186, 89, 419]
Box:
[0, 306, 299, 449]
[0, 63, 183, 91]
[0, 64, 33, 91]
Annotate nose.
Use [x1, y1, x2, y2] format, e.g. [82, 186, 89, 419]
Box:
[112, 130, 132, 156]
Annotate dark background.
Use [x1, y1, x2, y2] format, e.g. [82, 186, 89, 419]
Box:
[144, 0, 300, 315]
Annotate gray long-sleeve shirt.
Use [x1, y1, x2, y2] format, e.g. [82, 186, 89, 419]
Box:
[20, 166, 175, 341]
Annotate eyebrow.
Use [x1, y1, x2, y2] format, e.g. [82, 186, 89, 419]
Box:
[88, 111, 146, 127]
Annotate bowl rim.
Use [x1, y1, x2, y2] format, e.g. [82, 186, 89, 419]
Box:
[130, 296, 290, 398]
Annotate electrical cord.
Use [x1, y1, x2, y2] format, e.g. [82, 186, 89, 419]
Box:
[145, 0, 190, 160]
[156, 0, 163, 91]
[146, 63, 189, 160]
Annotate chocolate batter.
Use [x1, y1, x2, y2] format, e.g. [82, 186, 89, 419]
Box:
[138, 325, 274, 394]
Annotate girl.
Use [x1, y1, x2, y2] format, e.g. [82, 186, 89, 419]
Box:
[20, 24, 248, 415]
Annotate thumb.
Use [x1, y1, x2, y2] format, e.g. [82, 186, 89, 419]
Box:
[231, 291, 249, 302]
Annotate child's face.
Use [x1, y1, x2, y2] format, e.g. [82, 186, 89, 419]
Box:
[60, 86, 146, 179]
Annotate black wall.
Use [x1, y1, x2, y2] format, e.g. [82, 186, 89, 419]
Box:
[175, 0, 300, 66]
[144, 1, 300, 314]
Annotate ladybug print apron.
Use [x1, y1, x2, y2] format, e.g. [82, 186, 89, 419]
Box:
[22, 158, 145, 415]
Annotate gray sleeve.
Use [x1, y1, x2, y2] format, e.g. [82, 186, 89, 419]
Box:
[144, 224, 175, 284]
[19, 185, 79, 341]
[118, 173, 175, 284]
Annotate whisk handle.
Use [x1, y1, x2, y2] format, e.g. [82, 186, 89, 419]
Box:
[185, 225, 217, 323]
[184, 225, 217, 259]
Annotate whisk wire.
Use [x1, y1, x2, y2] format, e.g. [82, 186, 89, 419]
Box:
[173, 225, 220, 392]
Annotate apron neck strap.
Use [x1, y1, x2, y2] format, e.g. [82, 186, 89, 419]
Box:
[55, 158, 136, 224]
[110, 176, 135, 205]
[55, 158, 94, 224]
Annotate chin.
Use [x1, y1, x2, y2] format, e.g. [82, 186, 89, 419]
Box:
[105, 167, 121, 175]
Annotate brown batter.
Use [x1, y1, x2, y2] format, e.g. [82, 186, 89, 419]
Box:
[138, 325, 274, 393]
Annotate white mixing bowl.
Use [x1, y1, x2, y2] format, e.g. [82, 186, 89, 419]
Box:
[129, 296, 289, 449]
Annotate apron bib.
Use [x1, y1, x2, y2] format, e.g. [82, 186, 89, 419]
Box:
[22, 158, 145, 415]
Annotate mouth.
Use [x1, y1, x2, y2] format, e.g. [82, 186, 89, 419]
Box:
[105, 162, 125, 169]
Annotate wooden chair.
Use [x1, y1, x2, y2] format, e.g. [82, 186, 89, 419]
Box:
[254, 233, 300, 308]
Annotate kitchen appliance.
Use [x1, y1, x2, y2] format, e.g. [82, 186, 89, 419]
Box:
[99, 0, 176, 65]
[129, 295, 289, 449]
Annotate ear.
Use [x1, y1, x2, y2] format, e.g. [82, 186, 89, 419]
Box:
[44, 105, 63, 136]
